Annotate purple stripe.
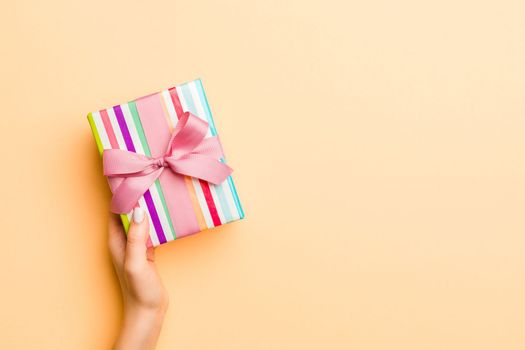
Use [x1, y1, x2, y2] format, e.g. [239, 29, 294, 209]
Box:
[114, 105, 136, 152]
[113, 105, 167, 244]
[143, 191, 167, 244]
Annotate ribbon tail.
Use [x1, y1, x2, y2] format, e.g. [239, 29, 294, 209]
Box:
[109, 168, 163, 213]
[165, 155, 232, 185]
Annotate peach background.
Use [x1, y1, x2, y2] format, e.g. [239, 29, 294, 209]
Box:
[1, 1, 524, 349]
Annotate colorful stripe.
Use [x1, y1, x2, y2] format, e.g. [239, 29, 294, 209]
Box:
[169, 87, 185, 117]
[121, 102, 176, 242]
[172, 86, 225, 227]
[186, 82, 235, 222]
[103, 108, 160, 244]
[158, 92, 208, 231]
[135, 93, 201, 237]
[111, 105, 168, 244]
[184, 176, 208, 231]
[158, 93, 174, 130]
[191, 177, 214, 228]
[178, 83, 241, 223]
[97, 109, 159, 245]
[199, 179, 222, 226]
[159, 91, 208, 231]
[87, 113, 104, 155]
[88, 113, 132, 232]
[194, 79, 244, 219]
[100, 110, 118, 147]
[163, 88, 212, 230]
[92, 111, 138, 234]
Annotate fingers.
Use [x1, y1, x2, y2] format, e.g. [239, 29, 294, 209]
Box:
[125, 207, 150, 272]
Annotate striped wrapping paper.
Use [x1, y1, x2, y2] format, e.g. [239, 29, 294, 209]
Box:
[87, 79, 244, 246]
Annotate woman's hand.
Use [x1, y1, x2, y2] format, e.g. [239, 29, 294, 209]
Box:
[108, 208, 169, 350]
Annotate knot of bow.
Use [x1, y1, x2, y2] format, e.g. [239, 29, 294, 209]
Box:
[103, 112, 232, 214]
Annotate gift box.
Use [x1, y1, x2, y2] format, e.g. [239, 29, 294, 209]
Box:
[87, 79, 244, 246]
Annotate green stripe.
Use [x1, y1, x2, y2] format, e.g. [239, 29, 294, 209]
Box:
[128, 101, 177, 239]
[88, 112, 131, 232]
[153, 181, 175, 238]
[128, 102, 152, 155]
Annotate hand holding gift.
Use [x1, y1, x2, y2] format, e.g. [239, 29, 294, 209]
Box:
[108, 208, 168, 350]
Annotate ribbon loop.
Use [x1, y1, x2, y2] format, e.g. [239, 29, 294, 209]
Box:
[103, 112, 233, 214]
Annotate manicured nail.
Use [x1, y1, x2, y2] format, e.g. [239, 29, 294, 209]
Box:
[133, 207, 145, 224]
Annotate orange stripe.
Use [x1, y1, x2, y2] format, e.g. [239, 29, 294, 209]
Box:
[159, 92, 174, 130]
[160, 93, 207, 230]
[184, 176, 207, 230]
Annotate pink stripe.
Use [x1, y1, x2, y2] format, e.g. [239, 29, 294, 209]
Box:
[100, 110, 118, 148]
[100, 110, 125, 191]
[199, 179, 222, 226]
[169, 87, 184, 117]
[135, 94, 200, 237]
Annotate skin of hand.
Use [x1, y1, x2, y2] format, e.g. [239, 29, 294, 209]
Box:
[108, 207, 169, 350]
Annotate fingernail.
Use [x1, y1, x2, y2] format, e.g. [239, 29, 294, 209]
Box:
[133, 207, 145, 224]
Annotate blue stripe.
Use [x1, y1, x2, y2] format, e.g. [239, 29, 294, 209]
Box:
[194, 80, 218, 133]
[179, 83, 198, 117]
[194, 79, 244, 219]
[179, 82, 233, 222]
[211, 183, 233, 222]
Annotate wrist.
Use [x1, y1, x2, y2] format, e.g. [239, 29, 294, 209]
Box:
[124, 300, 168, 328]
[124, 287, 169, 317]
[114, 301, 168, 350]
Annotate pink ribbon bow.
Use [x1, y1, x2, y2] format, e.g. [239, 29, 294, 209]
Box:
[103, 112, 232, 214]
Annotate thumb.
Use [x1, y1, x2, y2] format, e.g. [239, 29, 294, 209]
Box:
[125, 207, 150, 267]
